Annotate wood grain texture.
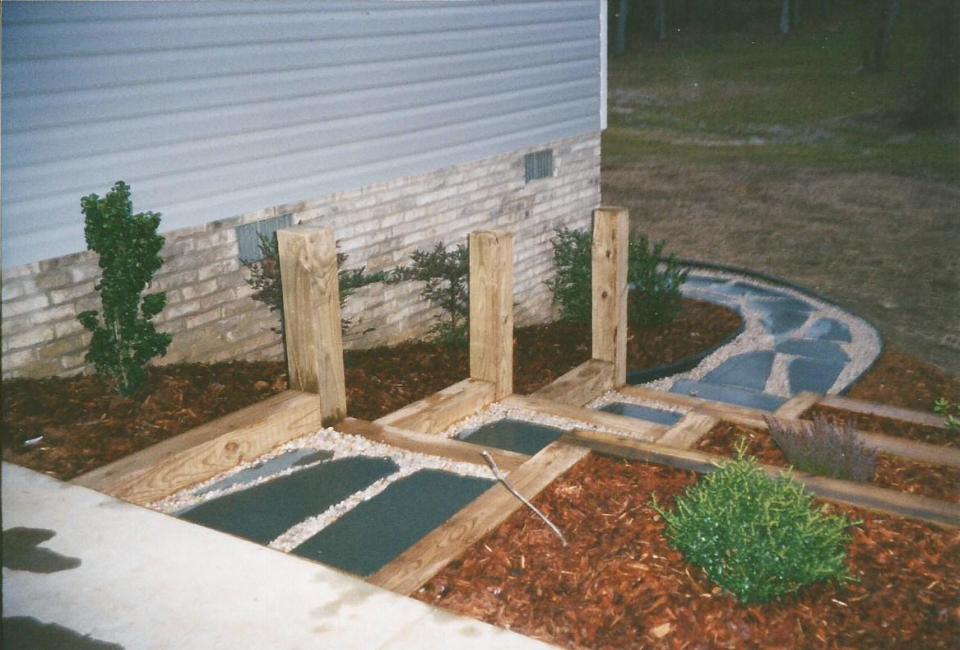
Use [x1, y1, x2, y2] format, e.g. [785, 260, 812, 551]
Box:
[335, 418, 529, 473]
[820, 395, 948, 428]
[657, 412, 718, 449]
[368, 441, 590, 595]
[531, 359, 615, 407]
[620, 385, 768, 429]
[502, 394, 668, 441]
[71, 390, 327, 504]
[277, 226, 346, 423]
[375, 378, 496, 434]
[774, 392, 821, 419]
[563, 429, 960, 528]
[591, 207, 629, 387]
[469, 231, 513, 400]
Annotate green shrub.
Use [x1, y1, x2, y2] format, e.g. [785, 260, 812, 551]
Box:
[77, 181, 172, 397]
[545, 227, 592, 323]
[933, 397, 960, 432]
[243, 233, 388, 333]
[391, 242, 469, 347]
[628, 235, 688, 328]
[653, 452, 855, 604]
[764, 414, 877, 483]
[546, 227, 689, 327]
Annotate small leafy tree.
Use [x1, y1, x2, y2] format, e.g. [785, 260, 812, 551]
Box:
[77, 181, 172, 396]
[628, 235, 688, 328]
[244, 233, 389, 334]
[546, 227, 592, 323]
[391, 242, 469, 347]
[547, 227, 688, 328]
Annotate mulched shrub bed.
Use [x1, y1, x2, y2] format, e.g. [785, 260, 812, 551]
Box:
[1, 298, 739, 481]
[695, 422, 960, 504]
[801, 404, 957, 448]
[417, 454, 960, 649]
[844, 347, 960, 413]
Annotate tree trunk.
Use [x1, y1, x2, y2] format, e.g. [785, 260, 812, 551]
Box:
[862, 0, 900, 73]
[655, 0, 667, 41]
[916, 0, 960, 125]
[780, 0, 792, 34]
[615, 0, 630, 54]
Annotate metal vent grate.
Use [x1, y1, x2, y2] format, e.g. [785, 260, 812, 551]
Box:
[524, 149, 554, 183]
[236, 213, 294, 262]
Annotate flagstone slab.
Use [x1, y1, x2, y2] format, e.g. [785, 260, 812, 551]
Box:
[597, 402, 684, 426]
[702, 351, 775, 391]
[195, 448, 335, 496]
[291, 470, 494, 577]
[459, 418, 567, 456]
[806, 317, 853, 343]
[671, 379, 787, 412]
[776, 339, 850, 364]
[788, 357, 845, 394]
[179, 456, 398, 544]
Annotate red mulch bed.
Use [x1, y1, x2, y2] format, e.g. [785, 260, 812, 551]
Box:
[844, 347, 960, 413]
[1, 298, 739, 481]
[417, 454, 960, 649]
[695, 422, 960, 504]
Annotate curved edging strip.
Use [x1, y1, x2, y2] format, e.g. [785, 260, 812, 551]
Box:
[670, 257, 886, 395]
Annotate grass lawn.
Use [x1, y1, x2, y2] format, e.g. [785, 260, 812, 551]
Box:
[603, 4, 960, 376]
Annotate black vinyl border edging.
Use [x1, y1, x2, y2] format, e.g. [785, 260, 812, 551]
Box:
[665, 257, 886, 395]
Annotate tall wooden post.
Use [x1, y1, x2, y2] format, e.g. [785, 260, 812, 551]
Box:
[592, 207, 629, 387]
[277, 226, 347, 424]
[469, 230, 514, 400]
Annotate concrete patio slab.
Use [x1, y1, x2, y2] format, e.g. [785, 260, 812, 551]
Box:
[1, 462, 553, 650]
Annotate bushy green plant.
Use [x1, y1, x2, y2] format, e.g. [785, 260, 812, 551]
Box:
[652, 452, 855, 604]
[546, 227, 689, 327]
[77, 181, 172, 396]
[545, 227, 592, 323]
[243, 233, 388, 333]
[933, 397, 960, 432]
[628, 235, 688, 328]
[764, 414, 877, 483]
[391, 242, 469, 346]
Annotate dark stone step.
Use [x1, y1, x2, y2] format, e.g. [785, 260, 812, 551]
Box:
[195, 448, 334, 496]
[291, 470, 494, 577]
[776, 338, 849, 364]
[179, 456, 398, 545]
[788, 357, 845, 394]
[805, 317, 853, 343]
[597, 402, 684, 426]
[459, 418, 566, 456]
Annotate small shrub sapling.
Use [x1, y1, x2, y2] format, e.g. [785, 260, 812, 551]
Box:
[391, 242, 470, 347]
[244, 233, 388, 333]
[933, 397, 960, 433]
[653, 449, 856, 604]
[547, 227, 689, 327]
[77, 181, 172, 397]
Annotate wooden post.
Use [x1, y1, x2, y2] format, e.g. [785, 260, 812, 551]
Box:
[469, 230, 513, 400]
[276, 226, 347, 424]
[592, 206, 629, 387]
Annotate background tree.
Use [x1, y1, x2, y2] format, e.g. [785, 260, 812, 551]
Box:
[861, 0, 901, 73]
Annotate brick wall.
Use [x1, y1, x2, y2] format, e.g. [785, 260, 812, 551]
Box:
[1, 133, 600, 379]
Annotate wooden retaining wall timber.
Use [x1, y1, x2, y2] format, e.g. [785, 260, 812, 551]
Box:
[71, 390, 327, 505]
[620, 385, 960, 468]
[563, 429, 960, 529]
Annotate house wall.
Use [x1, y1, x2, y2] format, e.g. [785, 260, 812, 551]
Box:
[3, 0, 602, 269]
[1, 133, 600, 379]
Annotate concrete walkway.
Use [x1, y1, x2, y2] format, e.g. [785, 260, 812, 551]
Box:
[2, 462, 553, 650]
[645, 269, 883, 412]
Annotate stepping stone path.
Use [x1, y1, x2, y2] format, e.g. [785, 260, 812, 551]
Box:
[633, 270, 881, 414]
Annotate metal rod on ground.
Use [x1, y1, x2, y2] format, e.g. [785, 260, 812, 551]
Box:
[480, 450, 568, 546]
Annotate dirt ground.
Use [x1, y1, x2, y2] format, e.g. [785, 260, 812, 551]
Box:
[603, 163, 960, 377]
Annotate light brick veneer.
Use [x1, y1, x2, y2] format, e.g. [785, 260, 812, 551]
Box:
[2, 133, 600, 379]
